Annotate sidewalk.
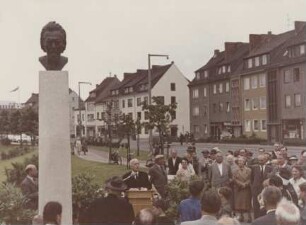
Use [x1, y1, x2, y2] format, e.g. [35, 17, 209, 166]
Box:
[76, 147, 148, 168]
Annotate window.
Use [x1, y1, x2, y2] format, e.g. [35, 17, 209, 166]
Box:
[225, 82, 229, 92]
[213, 84, 217, 94]
[122, 99, 125, 108]
[245, 99, 251, 111]
[261, 120, 267, 131]
[293, 68, 300, 82]
[219, 83, 223, 93]
[227, 66, 231, 73]
[194, 125, 200, 133]
[128, 112, 133, 119]
[284, 70, 291, 83]
[248, 58, 253, 68]
[97, 112, 100, 120]
[101, 112, 105, 120]
[171, 83, 176, 91]
[128, 99, 133, 107]
[255, 57, 260, 67]
[259, 74, 266, 87]
[253, 120, 259, 131]
[195, 72, 200, 80]
[213, 104, 217, 113]
[203, 105, 208, 116]
[226, 102, 230, 112]
[171, 110, 176, 120]
[204, 124, 208, 134]
[137, 112, 141, 120]
[192, 89, 199, 98]
[244, 78, 250, 90]
[144, 96, 148, 105]
[171, 96, 176, 104]
[144, 111, 149, 120]
[251, 76, 258, 89]
[260, 96, 266, 109]
[245, 120, 251, 132]
[87, 114, 94, 122]
[222, 66, 226, 73]
[144, 126, 148, 134]
[137, 97, 141, 106]
[294, 94, 301, 107]
[193, 106, 199, 116]
[252, 98, 259, 110]
[204, 71, 208, 78]
[300, 44, 305, 55]
[262, 55, 267, 65]
[203, 87, 207, 97]
[285, 95, 291, 108]
[219, 102, 224, 112]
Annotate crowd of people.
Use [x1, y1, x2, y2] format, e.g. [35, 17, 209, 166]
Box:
[19, 143, 306, 225]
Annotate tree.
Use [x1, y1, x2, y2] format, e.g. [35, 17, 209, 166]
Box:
[142, 96, 177, 154]
[9, 110, 24, 145]
[0, 110, 10, 138]
[20, 107, 38, 145]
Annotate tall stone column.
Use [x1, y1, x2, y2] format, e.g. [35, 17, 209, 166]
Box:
[38, 71, 72, 224]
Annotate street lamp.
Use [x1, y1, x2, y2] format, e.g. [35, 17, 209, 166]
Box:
[148, 54, 169, 153]
[78, 81, 92, 137]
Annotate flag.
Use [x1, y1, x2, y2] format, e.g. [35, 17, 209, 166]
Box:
[10, 86, 19, 92]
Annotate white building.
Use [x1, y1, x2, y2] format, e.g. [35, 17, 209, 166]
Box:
[0, 100, 23, 110]
[75, 62, 190, 139]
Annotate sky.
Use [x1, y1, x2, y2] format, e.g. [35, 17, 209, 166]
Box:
[0, 0, 305, 103]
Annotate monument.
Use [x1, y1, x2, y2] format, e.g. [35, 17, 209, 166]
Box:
[38, 21, 72, 224]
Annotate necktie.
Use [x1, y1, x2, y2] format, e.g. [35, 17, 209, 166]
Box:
[261, 166, 264, 178]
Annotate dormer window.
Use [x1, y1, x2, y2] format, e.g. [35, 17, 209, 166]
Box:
[248, 58, 253, 68]
[195, 72, 200, 80]
[227, 66, 231, 73]
[300, 44, 305, 55]
[262, 55, 267, 65]
[90, 92, 96, 98]
[222, 66, 226, 73]
[204, 70, 208, 78]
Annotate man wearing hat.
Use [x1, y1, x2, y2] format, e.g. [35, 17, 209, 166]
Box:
[21, 164, 38, 210]
[86, 176, 134, 224]
[149, 155, 168, 198]
[199, 150, 212, 184]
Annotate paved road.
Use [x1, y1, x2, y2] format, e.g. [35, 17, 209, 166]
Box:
[129, 139, 305, 158]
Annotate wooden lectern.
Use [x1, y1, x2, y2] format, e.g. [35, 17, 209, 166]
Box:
[126, 190, 154, 216]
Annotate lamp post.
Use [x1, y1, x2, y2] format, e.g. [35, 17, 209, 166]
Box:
[78, 81, 92, 137]
[148, 54, 169, 153]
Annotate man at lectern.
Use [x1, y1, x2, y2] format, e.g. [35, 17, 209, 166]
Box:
[122, 158, 152, 190]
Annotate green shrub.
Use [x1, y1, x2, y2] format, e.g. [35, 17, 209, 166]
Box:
[72, 173, 104, 223]
[0, 183, 36, 225]
[165, 176, 199, 221]
[5, 154, 38, 185]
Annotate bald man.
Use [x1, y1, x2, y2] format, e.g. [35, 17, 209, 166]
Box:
[122, 159, 152, 190]
[21, 164, 38, 210]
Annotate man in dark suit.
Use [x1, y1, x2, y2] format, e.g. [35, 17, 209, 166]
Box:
[252, 186, 282, 225]
[149, 155, 168, 198]
[251, 154, 273, 219]
[86, 176, 134, 225]
[21, 164, 38, 210]
[209, 152, 232, 189]
[168, 149, 181, 175]
[122, 158, 152, 190]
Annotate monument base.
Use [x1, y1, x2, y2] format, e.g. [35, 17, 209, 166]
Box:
[38, 71, 72, 224]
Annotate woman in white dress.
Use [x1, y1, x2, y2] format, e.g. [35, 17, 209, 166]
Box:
[176, 158, 195, 182]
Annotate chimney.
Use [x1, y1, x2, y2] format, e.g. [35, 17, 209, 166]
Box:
[249, 34, 267, 50]
[225, 42, 241, 60]
[294, 21, 306, 32]
[96, 84, 99, 88]
[214, 49, 220, 56]
[267, 31, 272, 35]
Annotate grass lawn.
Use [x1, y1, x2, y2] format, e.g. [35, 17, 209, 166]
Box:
[0, 145, 134, 186]
[89, 145, 150, 161]
[71, 155, 129, 186]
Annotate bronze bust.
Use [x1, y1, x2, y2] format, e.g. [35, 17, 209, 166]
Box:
[39, 21, 68, 70]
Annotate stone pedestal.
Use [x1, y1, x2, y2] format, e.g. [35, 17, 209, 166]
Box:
[39, 71, 72, 224]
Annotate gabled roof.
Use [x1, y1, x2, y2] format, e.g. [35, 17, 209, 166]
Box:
[111, 63, 173, 93]
[95, 77, 121, 104]
[85, 77, 119, 102]
[246, 30, 295, 58]
[24, 93, 39, 105]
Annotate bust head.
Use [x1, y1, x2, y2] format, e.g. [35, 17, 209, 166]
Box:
[39, 21, 67, 70]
